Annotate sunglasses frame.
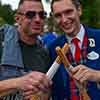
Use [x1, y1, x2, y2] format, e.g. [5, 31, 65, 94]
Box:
[17, 11, 47, 19]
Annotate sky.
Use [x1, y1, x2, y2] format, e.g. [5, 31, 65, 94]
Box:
[1, 0, 51, 15]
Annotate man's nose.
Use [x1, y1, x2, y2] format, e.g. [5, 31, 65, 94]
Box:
[61, 14, 67, 22]
[34, 14, 41, 22]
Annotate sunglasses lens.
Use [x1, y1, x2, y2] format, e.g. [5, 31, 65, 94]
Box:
[25, 11, 35, 19]
[25, 11, 47, 19]
[39, 11, 47, 19]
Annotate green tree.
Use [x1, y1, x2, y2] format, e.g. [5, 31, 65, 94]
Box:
[0, 17, 6, 26]
[81, 0, 100, 28]
[0, 3, 15, 25]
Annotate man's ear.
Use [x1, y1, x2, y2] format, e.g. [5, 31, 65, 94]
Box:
[78, 5, 82, 16]
[15, 14, 22, 25]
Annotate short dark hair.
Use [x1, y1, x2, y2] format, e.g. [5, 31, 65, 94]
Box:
[19, 0, 41, 6]
[17, 0, 42, 12]
[51, 0, 81, 11]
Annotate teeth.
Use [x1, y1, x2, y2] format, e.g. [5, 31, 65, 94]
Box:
[64, 24, 71, 29]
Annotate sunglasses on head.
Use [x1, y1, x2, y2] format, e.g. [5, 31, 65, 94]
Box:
[18, 11, 47, 19]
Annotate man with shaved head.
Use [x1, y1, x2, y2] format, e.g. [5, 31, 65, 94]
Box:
[0, 0, 52, 99]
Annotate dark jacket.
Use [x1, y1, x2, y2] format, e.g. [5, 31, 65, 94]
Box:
[49, 25, 100, 100]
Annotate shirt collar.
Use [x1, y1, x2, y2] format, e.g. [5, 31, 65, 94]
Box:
[67, 24, 85, 44]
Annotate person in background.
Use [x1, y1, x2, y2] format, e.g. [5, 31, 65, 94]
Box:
[42, 25, 58, 48]
[49, 0, 100, 99]
[0, 0, 52, 99]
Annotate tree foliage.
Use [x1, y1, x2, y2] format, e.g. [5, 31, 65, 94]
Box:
[0, 2, 15, 25]
[81, 0, 100, 28]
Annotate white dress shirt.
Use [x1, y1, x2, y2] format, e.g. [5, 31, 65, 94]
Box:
[66, 24, 85, 58]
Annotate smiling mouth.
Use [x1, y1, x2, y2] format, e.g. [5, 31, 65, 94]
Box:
[63, 24, 72, 29]
[63, 21, 73, 29]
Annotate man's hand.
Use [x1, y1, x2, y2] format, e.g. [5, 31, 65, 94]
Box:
[16, 71, 52, 100]
[71, 65, 99, 83]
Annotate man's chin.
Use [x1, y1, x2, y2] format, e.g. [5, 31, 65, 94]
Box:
[28, 32, 40, 37]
